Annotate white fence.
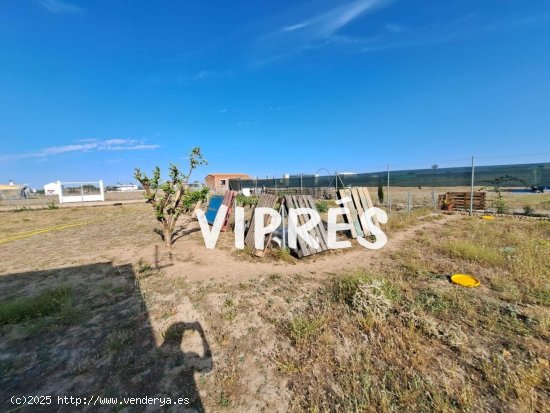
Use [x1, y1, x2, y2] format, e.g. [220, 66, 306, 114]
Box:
[58, 180, 105, 204]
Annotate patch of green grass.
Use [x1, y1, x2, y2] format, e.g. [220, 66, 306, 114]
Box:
[413, 289, 453, 315]
[385, 208, 433, 232]
[137, 261, 153, 276]
[441, 239, 505, 266]
[329, 271, 400, 305]
[269, 273, 281, 282]
[218, 392, 231, 407]
[289, 315, 324, 344]
[222, 297, 237, 320]
[315, 200, 329, 213]
[0, 287, 76, 325]
[107, 329, 134, 351]
[270, 248, 295, 263]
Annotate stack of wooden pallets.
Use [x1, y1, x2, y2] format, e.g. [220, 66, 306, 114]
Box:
[336, 187, 379, 238]
[438, 192, 486, 210]
[282, 195, 330, 258]
[244, 194, 279, 256]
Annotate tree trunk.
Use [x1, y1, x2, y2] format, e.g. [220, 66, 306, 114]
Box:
[163, 225, 172, 249]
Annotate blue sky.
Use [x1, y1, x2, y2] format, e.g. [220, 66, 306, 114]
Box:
[1, 0, 549, 187]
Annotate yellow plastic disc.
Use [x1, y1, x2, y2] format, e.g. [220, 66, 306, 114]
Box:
[451, 274, 480, 287]
[481, 215, 495, 220]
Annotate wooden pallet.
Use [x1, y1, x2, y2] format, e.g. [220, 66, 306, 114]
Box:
[438, 192, 486, 210]
[337, 187, 379, 239]
[244, 194, 279, 256]
[283, 195, 330, 258]
[221, 190, 237, 232]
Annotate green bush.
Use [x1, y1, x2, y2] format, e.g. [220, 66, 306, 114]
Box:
[523, 205, 535, 216]
[236, 194, 258, 207]
[315, 200, 329, 213]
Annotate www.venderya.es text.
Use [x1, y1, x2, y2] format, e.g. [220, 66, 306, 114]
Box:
[10, 395, 191, 407]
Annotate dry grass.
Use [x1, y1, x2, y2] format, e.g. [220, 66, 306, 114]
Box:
[1, 204, 548, 412]
[276, 217, 550, 412]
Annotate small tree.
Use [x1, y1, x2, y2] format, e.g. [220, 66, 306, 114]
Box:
[377, 183, 384, 204]
[134, 147, 208, 248]
[490, 175, 524, 215]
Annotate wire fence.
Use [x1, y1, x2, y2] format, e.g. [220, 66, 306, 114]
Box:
[229, 157, 550, 216]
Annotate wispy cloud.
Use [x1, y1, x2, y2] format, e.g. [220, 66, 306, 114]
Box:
[282, 22, 310, 32]
[0, 139, 159, 162]
[253, 0, 391, 65]
[286, 0, 388, 38]
[361, 11, 550, 53]
[38, 0, 84, 14]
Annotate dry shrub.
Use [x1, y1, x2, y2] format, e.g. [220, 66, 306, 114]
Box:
[351, 280, 392, 321]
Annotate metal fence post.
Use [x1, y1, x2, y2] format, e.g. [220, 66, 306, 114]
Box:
[281, 199, 286, 250]
[432, 190, 436, 212]
[470, 156, 475, 215]
[407, 191, 411, 213]
[387, 164, 391, 213]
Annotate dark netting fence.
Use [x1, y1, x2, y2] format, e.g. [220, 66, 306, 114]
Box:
[229, 162, 550, 215]
[230, 162, 549, 190]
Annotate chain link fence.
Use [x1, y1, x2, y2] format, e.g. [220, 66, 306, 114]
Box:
[230, 156, 550, 217]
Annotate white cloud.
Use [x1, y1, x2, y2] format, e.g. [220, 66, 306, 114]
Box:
[0, 139, 159, 162]
[282, 22, 310, 32]
[253, 0, 391, 65]
[38, 0, 84, 14]
[281, 0, 388, 39]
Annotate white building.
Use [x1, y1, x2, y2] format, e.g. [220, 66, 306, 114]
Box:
[44, 182, 61, 196]
[116, 183, 138, 192]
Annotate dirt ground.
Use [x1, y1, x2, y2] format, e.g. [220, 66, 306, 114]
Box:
[0, 204, 548, 412]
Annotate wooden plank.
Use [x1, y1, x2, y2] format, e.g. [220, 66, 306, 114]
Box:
[288, 195, 312, 257]
[350, 187, 368, 235]
[305, 195, 329, 251]
[337, 189, 357, 238]
[254, 194, 279, 256]
[221, 190, 235, 232]
[296, 195, 322, 254]
[245, 194, 278, 249]
[284, 196, 303, 257]
[358, 187, 379, 228]
[343, 188, 364, 237]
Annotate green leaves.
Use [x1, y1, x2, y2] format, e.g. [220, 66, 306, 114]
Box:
[188, 147, 208, 173]
[133, 147, 207, 248]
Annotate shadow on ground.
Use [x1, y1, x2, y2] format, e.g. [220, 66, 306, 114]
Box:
[0, 262, 212, 412]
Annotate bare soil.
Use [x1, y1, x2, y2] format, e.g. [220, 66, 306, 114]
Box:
[0, 204, 548, 412]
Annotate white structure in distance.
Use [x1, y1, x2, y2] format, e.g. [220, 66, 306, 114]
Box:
[44, 182, 61, 196]
[55, 180, 105, 203]
[116, 183, 139, 192]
